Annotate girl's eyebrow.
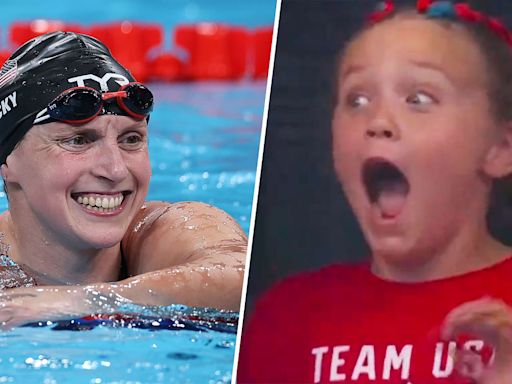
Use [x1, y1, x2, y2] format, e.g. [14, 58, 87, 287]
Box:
[340, 64, 366, 80]
[408, 60, 455, 85]
[340, 60, 456, 88]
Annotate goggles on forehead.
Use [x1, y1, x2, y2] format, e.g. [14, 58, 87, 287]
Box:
[33, 82, 154, 125]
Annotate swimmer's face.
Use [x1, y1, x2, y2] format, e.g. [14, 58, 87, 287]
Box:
[332, 16, 512, 262]
[2, 115, 151, 249]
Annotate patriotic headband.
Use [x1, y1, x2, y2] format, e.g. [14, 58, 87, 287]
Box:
[369, 0, 512, 46]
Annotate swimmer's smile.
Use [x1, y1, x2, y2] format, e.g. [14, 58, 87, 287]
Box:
[70, 191, 131, 216]
[362, 157, 410, 222]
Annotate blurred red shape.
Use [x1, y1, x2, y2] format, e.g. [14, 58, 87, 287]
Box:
[148, 53, 183, 82]
[251, 26, 273, 79]
[88, 22, 164, 83]
[174, 23, 249, 81]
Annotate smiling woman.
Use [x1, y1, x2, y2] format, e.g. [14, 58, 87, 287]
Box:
[0, 31, 247, 328]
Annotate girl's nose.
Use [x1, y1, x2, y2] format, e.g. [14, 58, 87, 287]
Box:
[366, 103, 401, 141]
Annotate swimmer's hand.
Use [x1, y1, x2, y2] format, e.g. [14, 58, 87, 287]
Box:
[442, 297, 512, 384]
[0, 284, 130, 330]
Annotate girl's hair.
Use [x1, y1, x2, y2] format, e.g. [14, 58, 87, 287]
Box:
[335, 1, 512, 122]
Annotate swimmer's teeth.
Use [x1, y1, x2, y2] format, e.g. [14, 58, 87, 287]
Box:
[74, 193, 125, 212]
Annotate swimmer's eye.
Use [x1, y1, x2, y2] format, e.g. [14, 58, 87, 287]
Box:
[406, 91, 436, 106]
[59, 135, 91, 149]
[346, 93, 370, 108]
[119, 132, 146, 150]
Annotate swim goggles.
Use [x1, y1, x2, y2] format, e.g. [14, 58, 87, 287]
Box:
[33, 82, 154, 125]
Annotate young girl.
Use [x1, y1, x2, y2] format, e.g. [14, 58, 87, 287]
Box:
[238, 1, 512, 382]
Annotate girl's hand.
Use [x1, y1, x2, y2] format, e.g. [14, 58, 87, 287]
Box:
[442, 297, 512, 384]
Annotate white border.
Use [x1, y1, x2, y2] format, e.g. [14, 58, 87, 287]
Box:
[231, 0, 283, 381]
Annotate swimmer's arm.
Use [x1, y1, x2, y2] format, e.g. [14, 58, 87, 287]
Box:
[0, 202, 246, 328]
[112, 201, 247, 311]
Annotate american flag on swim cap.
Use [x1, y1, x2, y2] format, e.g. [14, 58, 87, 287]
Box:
[0, 60, 17, 88]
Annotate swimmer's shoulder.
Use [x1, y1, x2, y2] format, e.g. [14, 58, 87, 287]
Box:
[122, 201, 246, 276]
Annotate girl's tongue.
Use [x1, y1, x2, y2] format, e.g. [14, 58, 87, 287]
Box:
[376, 181, 409, 219]
[363, 159, 410, 219]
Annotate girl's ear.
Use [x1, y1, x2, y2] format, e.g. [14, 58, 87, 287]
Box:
[483, 122, 512, 179]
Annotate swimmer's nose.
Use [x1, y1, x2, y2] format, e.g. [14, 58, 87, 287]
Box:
[92, 142, 129, 182]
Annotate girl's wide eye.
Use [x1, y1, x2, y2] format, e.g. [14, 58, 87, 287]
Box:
[406, 91, 436, 106]
[347, 94, 370, 108]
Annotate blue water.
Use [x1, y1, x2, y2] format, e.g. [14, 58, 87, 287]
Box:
[0, 0, 275, 28]
[0, 82, 265, 383]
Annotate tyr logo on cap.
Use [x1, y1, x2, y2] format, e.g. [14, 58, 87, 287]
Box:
[67, 73, 129, 92]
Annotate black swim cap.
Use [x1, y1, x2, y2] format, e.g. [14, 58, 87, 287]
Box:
[0, 31, 138, 164]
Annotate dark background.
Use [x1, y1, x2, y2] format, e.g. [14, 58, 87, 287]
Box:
[244, 0, 512, 315]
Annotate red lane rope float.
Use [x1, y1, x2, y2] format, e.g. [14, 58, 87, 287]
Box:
[3, 20, 275, 82]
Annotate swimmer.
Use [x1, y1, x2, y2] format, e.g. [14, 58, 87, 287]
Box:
[0, 32, 247, 328]
[238, 1, 512, 382]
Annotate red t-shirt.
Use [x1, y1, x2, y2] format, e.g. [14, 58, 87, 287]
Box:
[237, 258, 512, 383]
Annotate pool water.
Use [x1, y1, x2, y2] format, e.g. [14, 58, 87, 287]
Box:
[0, 82, 265, 383]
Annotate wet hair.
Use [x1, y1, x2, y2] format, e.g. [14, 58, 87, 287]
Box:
[334, 1, 512, 122]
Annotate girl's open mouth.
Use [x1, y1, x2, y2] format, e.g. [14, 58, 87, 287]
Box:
[362, 158, 410, 219]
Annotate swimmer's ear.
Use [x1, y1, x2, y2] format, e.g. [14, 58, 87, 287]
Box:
[483, 123, 512, 178]
[0, 164, 8, 180]
[0, 161, 19, 183]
